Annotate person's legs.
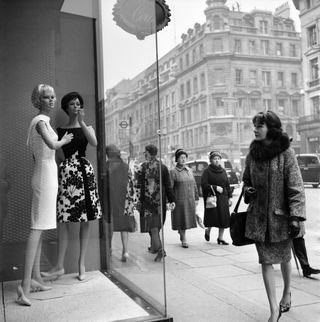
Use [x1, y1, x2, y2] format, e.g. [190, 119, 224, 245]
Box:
[43, 223, 69, 276]
[292, 237, 320, 277]
[204, 227, 211, 241]
[78, 221, 90, 279]
[261, 264, 279, 322]
[279, 261, 292, 312]
[217, 228, 229, 245]
[18, 229, 42, 305]
[121, 231, 129, 262]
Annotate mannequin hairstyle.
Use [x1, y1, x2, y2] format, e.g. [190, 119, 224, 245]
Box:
[61, 91, 84, 115]
[31, 84, 55, 109]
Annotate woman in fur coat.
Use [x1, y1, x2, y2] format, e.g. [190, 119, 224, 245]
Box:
[242, 111, 306, 322]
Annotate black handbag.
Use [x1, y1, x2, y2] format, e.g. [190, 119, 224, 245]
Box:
[230, 189, 254, 246]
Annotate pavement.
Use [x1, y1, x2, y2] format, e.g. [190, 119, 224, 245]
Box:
[1, 187, 320, 322]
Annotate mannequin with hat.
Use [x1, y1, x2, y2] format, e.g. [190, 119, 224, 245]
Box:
[170, 149, 199, 248]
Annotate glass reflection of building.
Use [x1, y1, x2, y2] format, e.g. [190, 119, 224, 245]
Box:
[294, 0, 320, 153]
[105, 0, 304, 169]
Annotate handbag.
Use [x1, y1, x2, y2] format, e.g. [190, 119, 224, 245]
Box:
[205, 186, 217, 209]
[230, 189, 254, 246]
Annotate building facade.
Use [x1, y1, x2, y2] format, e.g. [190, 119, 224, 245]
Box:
[294, 0, 320, 153]
[105, 0, 303, 169]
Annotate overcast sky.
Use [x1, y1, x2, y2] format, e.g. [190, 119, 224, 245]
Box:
[102, 0, 300, 90]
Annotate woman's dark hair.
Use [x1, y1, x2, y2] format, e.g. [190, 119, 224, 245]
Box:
[252, 110, 282, 140]
[145, 144, 158, 156]
[61, 91, 84, 115]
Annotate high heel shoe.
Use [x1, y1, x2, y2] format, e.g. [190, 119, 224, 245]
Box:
[41, 268, 65, 279]
[279, 292, 291, 313]
[121, 252, 129, 262]
[277, 307, 282, 321]
[154, 249, 166, 262]
[78, 265, 86, 281]
[204, 229, 210, 241]
[16, 284, 31, 306]
[217, 238, 229, 245]
[30, 279, 52, 292]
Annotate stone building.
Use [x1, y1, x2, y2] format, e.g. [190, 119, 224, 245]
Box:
[105, 0, 303, 168]
[294, 0, 320, 153]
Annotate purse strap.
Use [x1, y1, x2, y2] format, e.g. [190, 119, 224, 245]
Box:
[233, 188, 244, 213]
[210, 185, 216, 196]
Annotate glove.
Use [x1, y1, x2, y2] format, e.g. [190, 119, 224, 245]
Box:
[288, 220, 300, 238]
[244, 187, 257, 204]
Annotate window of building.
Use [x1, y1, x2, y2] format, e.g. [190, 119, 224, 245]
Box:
[200, 100, 207, 119]
[276, 43, 283, 56]
[199, 44, 204, 57]
[277, 72, 284, 87]
[249, 70, 257, 86]
[193, 102, 199, 121]
[187, 105, 192, 124]
[261, 40, 270, 55]
[185, 53, 190, 67]
[213, 68, 225, 85]
[310, 58, 319, 80]
[289, 44, 297, 57]
[306, 0, 311, 9]
[311, 96, 320, 115]
[250, 98, 259, 115]
[179, 57, 183, 70]
[192, 48, 196, 63]
[292, 100, 299, 116]
[260, 20, 268, 34]
[171, 91, 176, 106]
[262, 71, 271, 86]
[200, 72, 206, 91]
[278, 99, 286, 114]
[214, 97, 224, 116]
[291, 73, 298, 87]
[234, 39, 242, 53]
[180, 83, 185, 100]
[193, 76, 198, 94]
[213, 15, 221, 30]
[263, 99, 272, 110]
[235, 69, 243, 85]
[186, 80, 191, 97]
[248, 40, 256, 54]
[213, 38, 223, 52]
[308, 25, 317, 47]
[181, 109, 185, 125]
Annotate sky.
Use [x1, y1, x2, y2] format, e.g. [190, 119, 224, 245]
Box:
[102, 0, 300, 90]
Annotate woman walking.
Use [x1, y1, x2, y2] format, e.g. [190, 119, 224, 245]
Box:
[17, 84, 73, 306]
[201, 151, 232, 244]
[242, 110, 306, 322]
[170, 149, 199, 248]
[42, 91, 101, 281]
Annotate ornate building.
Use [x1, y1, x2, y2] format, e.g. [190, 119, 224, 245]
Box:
[294, 0, 320, 153]
[105, 0, 303, 168]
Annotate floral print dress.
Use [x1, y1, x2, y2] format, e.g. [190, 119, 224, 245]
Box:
[56, 127, 102, 222]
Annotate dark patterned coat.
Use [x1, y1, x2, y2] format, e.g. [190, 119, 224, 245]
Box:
[242, 134, 306, 243]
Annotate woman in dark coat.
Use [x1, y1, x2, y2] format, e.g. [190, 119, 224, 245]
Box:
[242, 111, 306, 322]
[201, 151, 232, 245]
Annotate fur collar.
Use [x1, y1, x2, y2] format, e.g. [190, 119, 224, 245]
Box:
[249, 133, 290, 162]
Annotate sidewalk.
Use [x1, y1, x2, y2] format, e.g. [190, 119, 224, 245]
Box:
[1, 188, 319, 321]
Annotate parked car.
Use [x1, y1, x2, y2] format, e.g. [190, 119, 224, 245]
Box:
[296, 153, 320, 188]
[185, 159, 239, 196]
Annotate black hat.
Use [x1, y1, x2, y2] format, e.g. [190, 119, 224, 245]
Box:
[175, 149, 188, 162]
[209, 150, 222, 160]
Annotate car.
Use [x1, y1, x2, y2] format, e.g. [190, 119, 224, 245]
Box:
[185, 159, 239, 196]
[296, 153, 320, 188]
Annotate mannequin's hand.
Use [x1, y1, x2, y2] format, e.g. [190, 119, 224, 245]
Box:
[216, 186, 223, 193]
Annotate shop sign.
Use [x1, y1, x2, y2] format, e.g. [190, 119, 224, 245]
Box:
[308, 137, 320, 142]
[112, 0, 171, 40]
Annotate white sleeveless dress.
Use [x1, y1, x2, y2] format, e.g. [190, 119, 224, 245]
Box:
[27, 114, 58, 230]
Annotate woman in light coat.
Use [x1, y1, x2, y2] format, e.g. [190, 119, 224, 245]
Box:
[170, 149, 199, 248]
[242, 110, 306, 322]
